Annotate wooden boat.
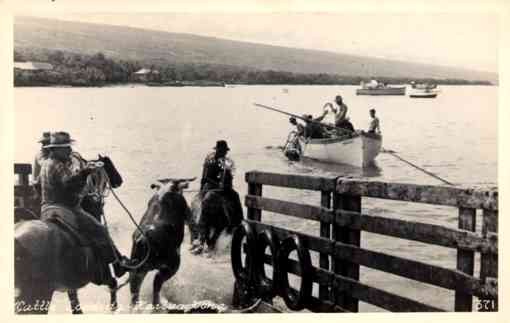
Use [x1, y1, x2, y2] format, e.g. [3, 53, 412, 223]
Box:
[298, 132, 382, 167]
[356, 80, 406, 96]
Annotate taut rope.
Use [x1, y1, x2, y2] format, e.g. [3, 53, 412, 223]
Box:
[381, 148, 455, 186]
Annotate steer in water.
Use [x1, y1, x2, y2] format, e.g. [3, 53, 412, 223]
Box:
[128, 177, 194, 311]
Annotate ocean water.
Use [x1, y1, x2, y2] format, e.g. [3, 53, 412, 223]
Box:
[14, 85, 497, 313]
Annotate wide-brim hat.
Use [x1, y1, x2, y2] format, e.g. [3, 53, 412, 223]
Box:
[38, 131, 51, 144]
[43, 131, 75, 148]
[213, 140, 230, 151]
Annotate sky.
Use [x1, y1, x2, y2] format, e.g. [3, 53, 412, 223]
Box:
[29, 11, 500, 73]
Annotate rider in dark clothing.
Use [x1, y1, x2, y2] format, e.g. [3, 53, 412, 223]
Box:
[194, 140, 244, 254]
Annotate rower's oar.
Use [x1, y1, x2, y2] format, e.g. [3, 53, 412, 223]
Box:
[253, 103, 354, 136]
[381, 148, 455, 186]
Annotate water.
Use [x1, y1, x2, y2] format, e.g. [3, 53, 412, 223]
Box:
[14, 85, 497, 313]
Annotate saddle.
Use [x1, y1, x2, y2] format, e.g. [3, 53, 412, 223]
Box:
[41, 205, 92, 246]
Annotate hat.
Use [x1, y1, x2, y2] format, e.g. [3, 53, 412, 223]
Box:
[213, 140, 230, 151]
[38, 131, 51, 144]
[369, 108, 376, 113]
[289, 117, 297, 123]
[43, 131, 75, 148]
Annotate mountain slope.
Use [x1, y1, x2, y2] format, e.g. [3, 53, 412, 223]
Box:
[14, 16, 497, 83]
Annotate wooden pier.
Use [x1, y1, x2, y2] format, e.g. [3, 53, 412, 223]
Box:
[14, 164, 498, 312]
[236, 171, 498, 312]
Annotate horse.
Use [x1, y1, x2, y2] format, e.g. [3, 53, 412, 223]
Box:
[188, 187, 244, 255]
[128, 177, 195, 311]
[14, 155, 123, 314]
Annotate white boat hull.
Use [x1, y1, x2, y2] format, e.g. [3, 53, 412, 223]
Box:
[299, 133, 382, 167]
[409, 87, 439, 98]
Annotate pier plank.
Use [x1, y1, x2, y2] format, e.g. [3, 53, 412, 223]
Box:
[245, 195, 333, 223]
[336, 210, 496, 254]
[246, 171, 337, 191]
[336, 179, 498, 211]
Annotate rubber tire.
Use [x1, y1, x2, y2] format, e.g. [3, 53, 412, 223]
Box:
[254, 229, 279, 296]
[277, 235, 312, 311]
[231, 221, 256, 284]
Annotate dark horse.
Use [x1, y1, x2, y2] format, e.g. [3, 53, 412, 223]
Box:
[188, 188, 244, 254]
[129, 178, 194, 311]
[14, 155, 123, 314]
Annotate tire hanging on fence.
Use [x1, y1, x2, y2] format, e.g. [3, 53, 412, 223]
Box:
[276, 235, 313, 311]
[254, 229, 279, 297]
[231, 221, 257, 284]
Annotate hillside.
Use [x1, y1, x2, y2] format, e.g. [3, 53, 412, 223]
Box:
[14, 16, 497, 83]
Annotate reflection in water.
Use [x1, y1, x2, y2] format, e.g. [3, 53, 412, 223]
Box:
[300, 157, 382, 178]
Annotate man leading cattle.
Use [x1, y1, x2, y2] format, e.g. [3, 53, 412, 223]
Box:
[39, 131, 132, 281]
[191, 140, 244, 255]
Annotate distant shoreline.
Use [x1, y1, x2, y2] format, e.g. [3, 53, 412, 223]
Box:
[13, 82, 496, 88]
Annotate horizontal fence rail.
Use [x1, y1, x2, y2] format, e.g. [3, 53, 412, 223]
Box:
[237, 171, 498, 313]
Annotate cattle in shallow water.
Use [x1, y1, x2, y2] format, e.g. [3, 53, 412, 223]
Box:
[129, 178, 194, 311]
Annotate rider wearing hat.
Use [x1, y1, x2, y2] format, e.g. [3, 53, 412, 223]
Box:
[194, 140, 244, 251]
[39, 131, 131, 281]
[32, 131, 51, 185]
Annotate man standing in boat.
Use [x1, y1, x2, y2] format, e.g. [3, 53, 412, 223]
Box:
[324, 95, 355, 134]
[367, 108, 381, 134]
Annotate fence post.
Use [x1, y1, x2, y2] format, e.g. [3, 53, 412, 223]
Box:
[332, 190, 361, 312]
[319, 190, 332, 300]
[454, 207, 476, 311]
[479, 209, 498, 312]
[14, 163, 32, 208]
[247, 182, 263, 221]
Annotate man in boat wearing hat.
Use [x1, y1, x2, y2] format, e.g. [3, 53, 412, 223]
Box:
[192, 140, 244, 253]
[39, 131, 132, 281]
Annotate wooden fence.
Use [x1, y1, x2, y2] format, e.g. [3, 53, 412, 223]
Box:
[14, 163, 41, 216]
[242, 171, 498, 312]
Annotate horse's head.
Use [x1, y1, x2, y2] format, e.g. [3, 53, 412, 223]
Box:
[97, 154, 123, 188]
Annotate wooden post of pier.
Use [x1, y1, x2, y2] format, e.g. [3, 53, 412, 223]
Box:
[454, 207, 476, 311]
[332, 189, 361, 312]
[319, 190, 332, 300]
[247, 182, 263, 221]
[479, 208, 498, 312]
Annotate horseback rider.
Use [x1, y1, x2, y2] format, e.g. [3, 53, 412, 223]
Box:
[191, 140, 244, 253]
[39, 131, 132, 280]
[32, 132, 51, 185]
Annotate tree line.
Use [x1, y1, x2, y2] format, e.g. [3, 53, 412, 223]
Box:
[14, 48, 493, 87]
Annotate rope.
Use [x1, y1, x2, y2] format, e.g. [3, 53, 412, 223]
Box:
[98, 167, 152, 271]
[381, 148, 455, 186]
